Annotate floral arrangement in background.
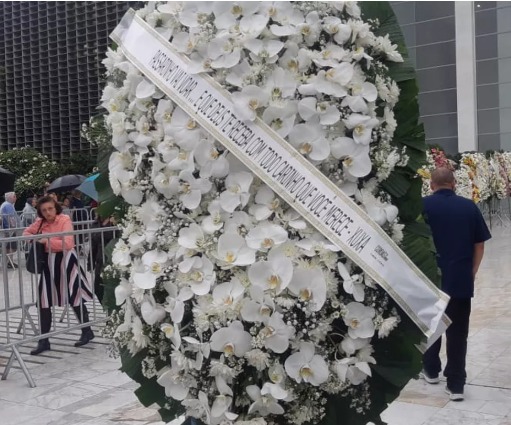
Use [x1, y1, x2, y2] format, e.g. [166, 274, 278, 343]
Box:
[0, 147, 61, 200]
[98, 2, 421, 425]
[417, 147, 455, 197]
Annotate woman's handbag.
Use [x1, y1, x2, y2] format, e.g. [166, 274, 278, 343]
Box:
[26, 221, 45, 274]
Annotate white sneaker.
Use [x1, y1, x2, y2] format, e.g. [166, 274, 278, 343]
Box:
[420, 370, 440, 384]
[445, 386, 464, 401]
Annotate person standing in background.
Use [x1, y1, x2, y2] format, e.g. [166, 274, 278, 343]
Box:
[1, 192, 20, 268]
[420, 168, 491, 401]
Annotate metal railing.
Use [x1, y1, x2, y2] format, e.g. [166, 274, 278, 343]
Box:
[0, 223, 118, 387]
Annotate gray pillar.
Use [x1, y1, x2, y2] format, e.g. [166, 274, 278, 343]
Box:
[455, 2, 478, 152]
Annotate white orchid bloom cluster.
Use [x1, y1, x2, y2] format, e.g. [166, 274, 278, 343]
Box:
[103, 2, 406, 424]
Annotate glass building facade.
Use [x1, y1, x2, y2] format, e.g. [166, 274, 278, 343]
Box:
[0, 2, 510, 158]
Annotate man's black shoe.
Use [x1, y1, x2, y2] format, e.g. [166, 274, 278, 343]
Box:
[31, 339, 50, 355]
[75, 329, 95, 347]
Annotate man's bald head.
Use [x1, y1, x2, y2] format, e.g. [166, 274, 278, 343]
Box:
[430, 167, 455, 192]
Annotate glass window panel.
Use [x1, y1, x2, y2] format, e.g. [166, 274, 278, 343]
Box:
[415, 1, 454, 21]
[415, 17, 455, 46]
[391, 2, 416, 25]
[500, 132, 511, 151]
[499, 58, 511, 83]
[416, 41, 456, 68]
[475, 9, 497, 36]
[420, 113, 458, 138]
[498, 32, 511, 59]
[474, 2, 497, 11]
[417, 65, 457, 91]
[475, 33, 498, 60]
[424, 137, 458, 155]
[477, 84, 500, 109]
[476, 59, 499, 85]
[497, 6, 511, 32]
[419, 89, 457, 115]
[501, 108, 511, 133]
[478, 133, 501, 151]
[500, 83, 511, 108]
[478, 109, 500, 134]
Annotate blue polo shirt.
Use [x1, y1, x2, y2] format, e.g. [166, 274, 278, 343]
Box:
[423, 189, 491, 298]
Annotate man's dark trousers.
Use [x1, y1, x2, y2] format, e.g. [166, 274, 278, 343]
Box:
[423, 298, 471, 393]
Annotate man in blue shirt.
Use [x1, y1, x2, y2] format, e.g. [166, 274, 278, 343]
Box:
[420, 168, 491, 401]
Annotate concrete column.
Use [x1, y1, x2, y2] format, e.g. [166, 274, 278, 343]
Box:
[455, 2, 478, 152]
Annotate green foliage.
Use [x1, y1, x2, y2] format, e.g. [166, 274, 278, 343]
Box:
[0, 147, 61, 203]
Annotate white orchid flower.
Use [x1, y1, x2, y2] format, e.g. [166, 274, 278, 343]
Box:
[351, 46, 373, 64]
[210, 321, 252, 357]
[340, 336, 371, 356]
[323, 16, 352, 45]
[226, 60, 252, 88]
[298, 97, 340, 125]
[163, 282, 193, 324]
[288, 123, 330, 161]
[356, 189, 399, 226]
[202, 200, 228, 234]
[284, 342, 329, 386]
[135, 78, 155, 100]
[246, 223, 288, 251]
[264, 67, 296, 104]
[343, 113, 379, 145]
[172, 31, 200, 54]
[132, 250, 169, 290]
[262, 105, 297, 138]
[167, 148, 195, 172]
[168, 107, 201, 151]
[112, 239, 131, 267]
[178, 224, 206, 250]
[295, 233, 341, 257]
[312, 43, 347, 68]
[211, 394, 238, 423]
[278, 42, 312, 74]
[213, 2, 260, 30]
[248, 252, 293, 294]
[154, 99, 174, 136]
[107, 112, 129, 150]
[342, 82, 378, 113]
[338, 262, 365, 302]
[178, 2, 213, 28]
[219, 172, 253, 212]
[247, 383, 287, 416]
[157, 366, 191, 401]
[241, 285, 275, 323]
[161, 322, 182, 349]
[268, 363, 287, 385]
[194, 139, 229, 178]
[269, 5, 304, 36]
[212, 278, 245, 308]
[129, 116, 153, 149]
[249, 186, 280, 221]
[288, 268, 327, 312]
[334, 357, 372, 385]
[297, 11, 321, 46]
[231, 85, 269, 121]
[181, 391, 211, 424]
[115, 278, 132, 305]
[140, 294, 166, 325]
[224, 211, 253, 234]
[182, 336, 211, 370]
[179, 256, 216, 296]
[344, 302, 376, 339]
[259, 312, 294, 353]
[330, 136, 371, 178]
[217, 233, 256, 267]
[178, 170, 212, 210]
[153, 168, 180, 198]
[300, 63, 354, 97]
[245, 38, 284, 64]
[208, 35, 241, 69]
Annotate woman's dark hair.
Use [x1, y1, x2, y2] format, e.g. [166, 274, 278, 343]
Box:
[36, 195, 63, 219]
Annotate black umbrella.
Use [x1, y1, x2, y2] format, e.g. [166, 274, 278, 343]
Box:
[47, 174, 86, 193]
[0, 166, 15, 195]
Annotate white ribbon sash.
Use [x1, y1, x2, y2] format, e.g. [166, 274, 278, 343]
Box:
[110, 10, 450, 339]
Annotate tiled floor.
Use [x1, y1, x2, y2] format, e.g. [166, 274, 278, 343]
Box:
[1, 224, 511, 424]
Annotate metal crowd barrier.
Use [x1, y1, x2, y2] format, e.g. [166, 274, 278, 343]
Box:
[0, 224, 118, 387]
